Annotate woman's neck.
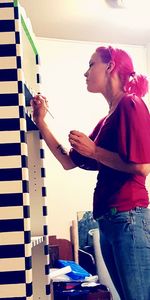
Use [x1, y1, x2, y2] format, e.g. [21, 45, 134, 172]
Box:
[107, 90, 125, 114]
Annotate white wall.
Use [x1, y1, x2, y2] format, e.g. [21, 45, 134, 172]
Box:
[37, 38, 148, 240]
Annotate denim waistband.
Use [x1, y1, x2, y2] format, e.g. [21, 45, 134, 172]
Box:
[96, 206, 148, 221]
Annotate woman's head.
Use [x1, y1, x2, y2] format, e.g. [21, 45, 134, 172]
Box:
[85, 46, 148, 97]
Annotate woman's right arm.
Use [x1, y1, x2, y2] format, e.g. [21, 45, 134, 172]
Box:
[30, 94, 76, 170]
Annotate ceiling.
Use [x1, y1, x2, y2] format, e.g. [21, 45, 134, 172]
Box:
[19, 0, 150, 46]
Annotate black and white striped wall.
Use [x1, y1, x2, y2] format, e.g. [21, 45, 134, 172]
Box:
[0, 1, 50, 299]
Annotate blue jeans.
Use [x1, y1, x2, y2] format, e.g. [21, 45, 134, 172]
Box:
[98, 207, 150, 300]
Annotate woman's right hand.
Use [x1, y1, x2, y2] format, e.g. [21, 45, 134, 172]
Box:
[30, 94, 49, 125]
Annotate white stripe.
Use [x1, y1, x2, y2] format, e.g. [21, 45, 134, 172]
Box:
[22, 167, 29, 181]
[0, 284, 26, 298]
[0, 181, 22, 193]
[0, 7, 14, 19]
[0, 232, 24, 245]
[21, 142, 28, 156]
[0, 81, 18, 93]
[0, 56, 16, 69]
[0, 156, 21, 168]
[0, 0, 14, 3]
[25, 243, 32, 257]
[0, 257, 25, 272]
[0, 206, 23, 220]
[20, 118, 26, 131]
[0, 32, 15, 45]
[25, 269, 32, 284]
[0, 106, 19, 118]
[0, 131, 20, 143]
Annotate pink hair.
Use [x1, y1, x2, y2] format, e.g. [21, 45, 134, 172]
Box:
[96, 46, 149, 97]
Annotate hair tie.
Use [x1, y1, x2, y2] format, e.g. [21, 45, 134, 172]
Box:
[130, 71, 136, 78]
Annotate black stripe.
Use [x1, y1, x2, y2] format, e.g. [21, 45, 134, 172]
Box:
[0, 270, 25, 284]
[26, 114, 38, 131]
[0, 69, 17, 81]
[0, 193, 23, 207]
[25, 256, 32, 270]
[41, 167, 46, 178]
[42, 187, 47, 197]
[0, 44, 16, 56]
[45, 264, 49, 275]
[46, 284, 51, 295]
[43, 206, 48, 216]
[23, 206, 30, 218]
[24, 84, 33, 106]
[0, 168, 22, 181]
[43, 225, 48, 236]
[26, 282, 33, 297]
[36, 54, 40, 65]
[24, 231, 31, 244]
[0, 20, 15, 32]
[44, 244, 49, 255]
[40, 148, 45, 159]
[0, 3, 14, 7]
[0, 219, 24, 232]
[0, 143, 21, 156]
[36, 73, 41, 84]
[22, 180, 29, 193]
[0, 244, 24, 258]
[21, 155, 28, 168]
[0, 94, 19, 106]
[14, 6, 19, 19]
[0, 119, 20, 130]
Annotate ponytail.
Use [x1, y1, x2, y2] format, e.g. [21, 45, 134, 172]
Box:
[125, 74, 149, 98]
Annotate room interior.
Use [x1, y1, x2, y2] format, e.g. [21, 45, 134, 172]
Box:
[1, 0, 150, 299]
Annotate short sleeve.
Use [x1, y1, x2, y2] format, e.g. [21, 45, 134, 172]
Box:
[117, 95, 150, 163]
[69, 148, 99, 170]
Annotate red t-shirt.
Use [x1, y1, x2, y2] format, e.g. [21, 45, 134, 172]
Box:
[70, 94, 150, 219]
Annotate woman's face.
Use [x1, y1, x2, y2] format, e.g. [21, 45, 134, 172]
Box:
[84, 52, 109, 93]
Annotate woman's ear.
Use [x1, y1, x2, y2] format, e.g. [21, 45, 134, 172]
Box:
[106, 60, 115, 74]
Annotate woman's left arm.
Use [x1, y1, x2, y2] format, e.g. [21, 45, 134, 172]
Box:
[68, 130, 150, 176]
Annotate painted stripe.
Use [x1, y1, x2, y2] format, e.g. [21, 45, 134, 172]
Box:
[0, 56, 16, 69]
[0, 3, 14, 7]
[0, 168, 22, 181]
[0, 143, 21, 156]
[0, 284, 26, 298]
[0, 93, 19, 105]
[0, 206, 23, 220]
[25, 268, 32, 284]
[22, 168, 29, 181]
[0, 244, 24, 258]
[0, 181, 22, 193]
[0, 7, 14, 20]
[0, 20, 15, 32]
[0, 219, 24, 232]
[0, 232, 24, 245]
[0, 0, 14, 3]
[0, 44, 16, 56]
[0, 69, 17, 81]
[0, 118, 20, 131]
[0, 32, 15, 45]
[26, 282, 32, 297]
[21, 16, 38, 55]
[0, 155, 21, 168]
[0, 106, 19, 118]
[0, 131, 20, 143]
[0, 193, 23, 207]
[0, 257, 25, 272]
[0, 81, 18, 93]
[0, 270, 25, 284]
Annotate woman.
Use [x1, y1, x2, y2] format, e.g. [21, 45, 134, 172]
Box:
[31, 46, 150, 300]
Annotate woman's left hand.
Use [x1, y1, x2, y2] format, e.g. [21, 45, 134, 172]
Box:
[68, 130, 96, 158]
